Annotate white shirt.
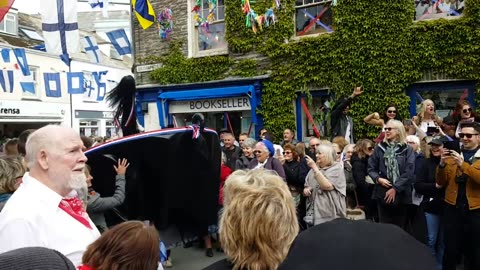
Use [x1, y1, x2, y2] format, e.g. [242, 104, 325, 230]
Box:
[0, 173, 100, 267]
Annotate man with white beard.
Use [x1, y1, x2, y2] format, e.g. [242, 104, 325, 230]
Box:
[0, 125, 100, 267]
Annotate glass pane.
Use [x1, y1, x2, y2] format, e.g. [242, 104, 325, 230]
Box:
[414, 0, 465, 21]
[296, 3, 333, 36]
[295, 0, 303, 6]
[217, 5, 225, 20]
[304, 95, 331, 138]
[415, 89, 468, 118]
[197, 22, 227, 51]
[218, 0, 224, 6]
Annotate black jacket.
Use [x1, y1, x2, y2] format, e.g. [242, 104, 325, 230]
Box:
[283, 160, 303, 190]
[330, 96, 354, 141]
[414, 157, 445, 215]
[351, 153, 372, 205]
[223, 145, 241, 170]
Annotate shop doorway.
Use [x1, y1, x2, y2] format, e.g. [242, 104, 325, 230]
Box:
[172, 112, 243, 137]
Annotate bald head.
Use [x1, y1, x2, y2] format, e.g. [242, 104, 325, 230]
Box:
[25, 125, 87, 196]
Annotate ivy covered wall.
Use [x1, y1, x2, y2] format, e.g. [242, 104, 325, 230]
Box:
[141, 0, 480, 140]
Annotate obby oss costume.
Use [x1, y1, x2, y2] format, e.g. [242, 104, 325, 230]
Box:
[85, 75, 221, 241]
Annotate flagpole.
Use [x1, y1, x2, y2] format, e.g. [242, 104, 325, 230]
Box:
[69, 57, 73, 127]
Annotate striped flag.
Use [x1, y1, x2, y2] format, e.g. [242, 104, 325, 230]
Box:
[40, 0, 79, 57]
[132, 0, 156, 30]
[0, 0, 15, 23]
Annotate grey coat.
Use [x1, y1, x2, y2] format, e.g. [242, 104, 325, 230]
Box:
[87, 174, 126, 232]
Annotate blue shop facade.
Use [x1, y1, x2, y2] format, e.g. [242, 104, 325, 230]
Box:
[135, 76, 267, 138]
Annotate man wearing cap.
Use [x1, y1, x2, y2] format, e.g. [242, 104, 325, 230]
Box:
[437, 122, 480, 270]
[330, 86, 363, 143]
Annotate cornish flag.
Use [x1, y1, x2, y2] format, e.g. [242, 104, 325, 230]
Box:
[40, 0, 79, 56]
[81, 36, 102, 63]
[106, 29, 131, 55]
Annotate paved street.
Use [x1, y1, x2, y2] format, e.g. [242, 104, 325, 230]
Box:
[163, 245, 226, 270]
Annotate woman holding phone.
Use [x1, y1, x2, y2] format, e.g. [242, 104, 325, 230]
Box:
[303, 144, 346, 226]
[368, 119, 415, 229]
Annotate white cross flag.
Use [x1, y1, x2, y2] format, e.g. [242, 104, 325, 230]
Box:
[81, 36, 102, 63]
[40, 0, 79, 56]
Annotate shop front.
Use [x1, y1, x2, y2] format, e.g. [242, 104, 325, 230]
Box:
[136, 76, 267, 138]
[0, 100, 68, 138]
[74, 110, 115, 138]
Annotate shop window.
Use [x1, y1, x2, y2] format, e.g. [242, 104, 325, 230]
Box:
[302, 94, 332, 138]
[0, 13, 17, 35]
[414, 0, 465, 21]
[22, 66, 40, 99]
[79, 120, 99, 137]
[414, 89, 467, 118]
[192, 0, 227, 56]
[295, 0, 333, 37]
[105, 120, 115, 138]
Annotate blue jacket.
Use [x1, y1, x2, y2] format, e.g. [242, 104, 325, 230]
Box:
[368, 142, 415, 204]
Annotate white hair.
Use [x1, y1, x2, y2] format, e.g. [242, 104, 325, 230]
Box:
[316, 144, 336, 166]
[406, 135, 421, 153]
[25, 125, 70, 169]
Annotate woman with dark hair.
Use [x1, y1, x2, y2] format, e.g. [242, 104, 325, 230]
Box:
[368, 120, 415, 229]
[351, 139, 376, 220]
[364, 103, 402, 143]
[280, 143, 305, 228]
[78, 221, 161, 270]
[453, 100, 480, 138]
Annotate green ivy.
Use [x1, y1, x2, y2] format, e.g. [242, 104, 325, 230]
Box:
[145, 0, 480, 141]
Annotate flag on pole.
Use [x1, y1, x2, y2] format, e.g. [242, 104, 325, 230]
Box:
[0, 0, 15, 23]
[132, 0, 156, 30]
[81, 36, 102, 63]
[106, 29, 131, 55]
[40, 0, 79, 58]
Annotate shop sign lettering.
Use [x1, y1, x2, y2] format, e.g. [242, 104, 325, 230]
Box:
[170, 97, 251, 113]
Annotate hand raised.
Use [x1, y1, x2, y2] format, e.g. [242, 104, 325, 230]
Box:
[114, 158, 130, 175]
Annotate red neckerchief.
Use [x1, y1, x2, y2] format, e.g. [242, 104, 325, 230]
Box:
[58, 196, 92, 229]
[77, 264, 95, 270]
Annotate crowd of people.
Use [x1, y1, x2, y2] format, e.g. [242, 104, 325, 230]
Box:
[0, 86, 479, 269]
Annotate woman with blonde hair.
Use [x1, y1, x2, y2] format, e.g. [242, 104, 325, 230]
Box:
[304, 143, 346, 225]
[78, 221, 161, 270]
[408, 99, 443, 135]
[204, 169, 298, 270]
[0, 156, 26, 212]
[368, 119, 415, 229]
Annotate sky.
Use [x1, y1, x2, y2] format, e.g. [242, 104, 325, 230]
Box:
[12, 0, 130, 14]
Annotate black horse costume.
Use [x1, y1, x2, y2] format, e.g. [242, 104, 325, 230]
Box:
[85, 76, 221, 242]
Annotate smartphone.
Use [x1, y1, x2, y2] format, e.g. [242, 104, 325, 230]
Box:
[275, 149, 281, 157]
[403, 119, 412, 126]
[427, 126, 439, 136]
[444, 141, 461, 154]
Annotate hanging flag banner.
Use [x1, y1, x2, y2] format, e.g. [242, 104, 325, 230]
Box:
[106, 29, 131, 55]
[40, 0, 79, 56]
[44, 72, 62, 97]
[0, 0, 15, 23]
[81, 36, 102, 63]
[89, 0, 109, 17]
[132, 0, 156, 30]
[0, 70, 14, 93]
[12, 48, 31, 76]
[67, 72, 84, 94]
[92, 71, 108, 101]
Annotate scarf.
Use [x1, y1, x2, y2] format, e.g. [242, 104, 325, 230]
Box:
[384, 142, 401, 184]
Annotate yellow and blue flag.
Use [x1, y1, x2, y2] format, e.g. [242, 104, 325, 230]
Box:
[132, 0, 156, 30]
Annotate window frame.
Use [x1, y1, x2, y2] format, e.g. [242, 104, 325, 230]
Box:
[414, 0, 466, 21]
[0, 13, 18, 35]
[294, 0, 333, 38]
[190, 0, 228, 57]
[21, 66, 41, 100]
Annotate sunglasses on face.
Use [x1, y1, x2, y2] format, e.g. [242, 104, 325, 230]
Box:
[387, 110, 396, 114]
[253, 150, 262, 154]
[283, 151, 292, 155]
[463, 108, 473, 114]
[384, 127, 396, 132]
[458, 133, 479, 139]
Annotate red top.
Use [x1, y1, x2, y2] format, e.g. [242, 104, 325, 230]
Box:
[219, 164, 233, 205]
[77, 265, 95, 270]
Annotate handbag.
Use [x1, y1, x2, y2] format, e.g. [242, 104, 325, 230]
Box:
[346, 190, 366, 221]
